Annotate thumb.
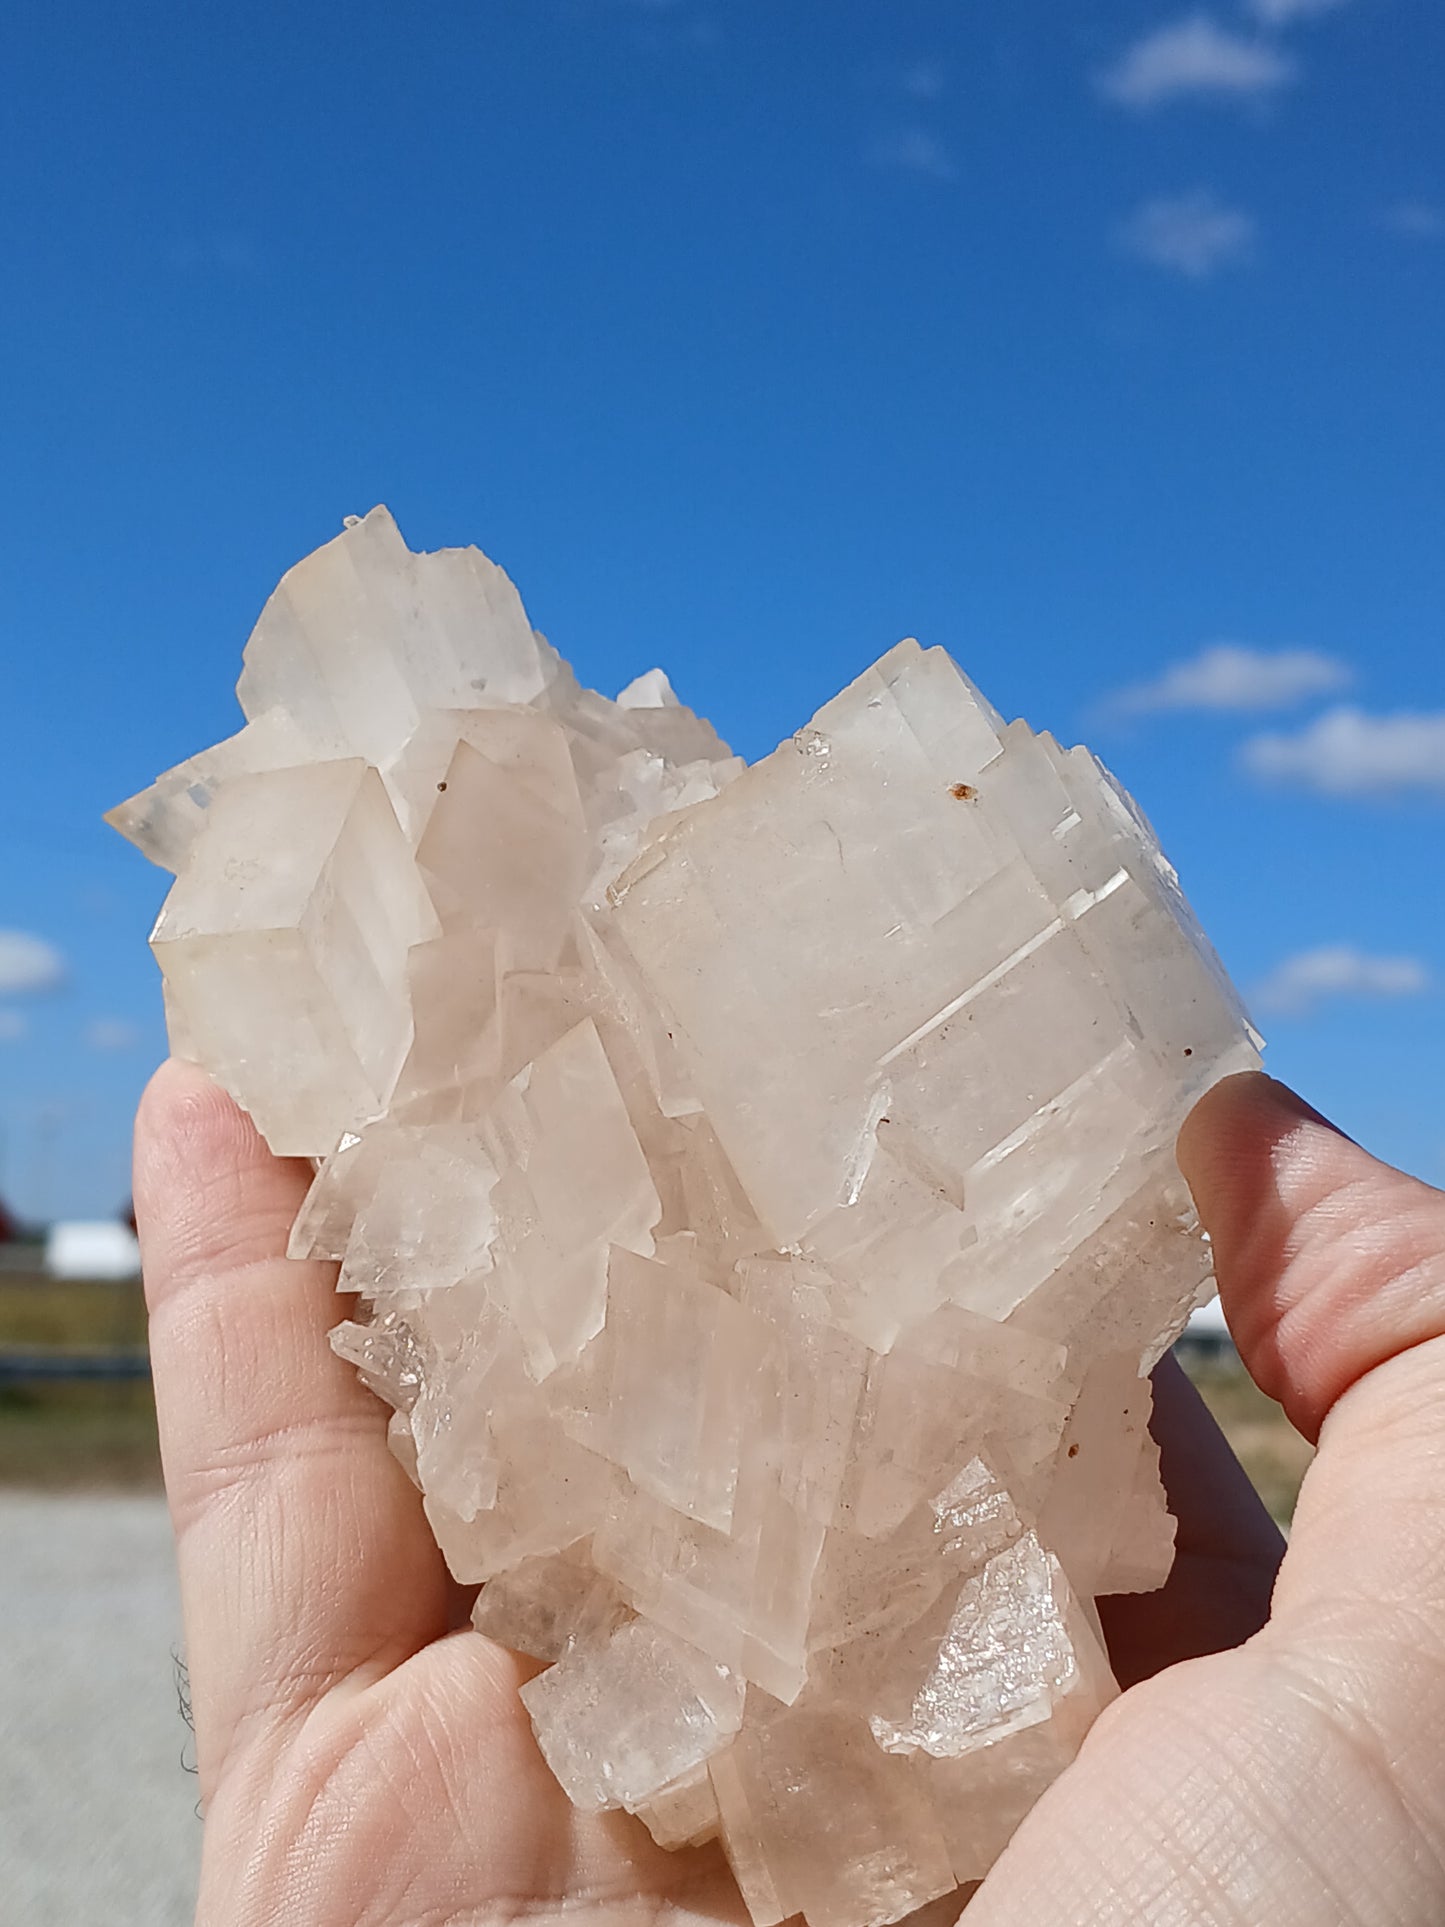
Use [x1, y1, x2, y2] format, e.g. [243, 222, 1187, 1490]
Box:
[1179, 1071, 1445, 1830]
[964, 1076, 1445, 1927]
[1178, 1071, 1445, 1443]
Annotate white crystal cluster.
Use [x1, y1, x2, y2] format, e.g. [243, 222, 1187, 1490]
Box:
[112, 510, 1261, 1927]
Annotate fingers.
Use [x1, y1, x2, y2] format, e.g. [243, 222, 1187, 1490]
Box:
[1177, 1071, 1445, 1610]
[1177, 1072, 1445, 1848]
[197, 1621, 750, 1927]
[135, 1060, 450, 1796]
[1177, 1072, 1445, 1441]
[966, 1078, 1445, 1925]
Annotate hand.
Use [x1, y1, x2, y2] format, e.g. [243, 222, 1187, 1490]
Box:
[970, 1074, 1445, 1926]
[136, 1056, 747, 1927]
[135, 1063, 1445, 1925]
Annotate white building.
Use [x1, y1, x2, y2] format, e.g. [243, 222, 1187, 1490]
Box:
[45, 1221, 141, 1281]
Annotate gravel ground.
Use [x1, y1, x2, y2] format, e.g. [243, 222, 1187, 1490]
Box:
[0, 1491, 199, 1925]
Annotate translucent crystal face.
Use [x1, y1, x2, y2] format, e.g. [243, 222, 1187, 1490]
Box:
[111, 507, 1261, 1927]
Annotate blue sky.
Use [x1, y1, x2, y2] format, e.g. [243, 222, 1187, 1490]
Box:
[1, 0, 1442, 1219]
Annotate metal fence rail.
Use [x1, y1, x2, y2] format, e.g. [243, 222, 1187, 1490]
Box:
[0, 1347, 151, 1385]
[0, 1250, 53, 1276]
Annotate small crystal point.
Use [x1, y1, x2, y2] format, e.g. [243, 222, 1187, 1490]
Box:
[113, 510, 1261, 1927]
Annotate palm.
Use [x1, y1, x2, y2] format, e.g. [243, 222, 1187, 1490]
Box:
[137, 1062, 1445, 1925]
[205, 1640, 748, 1925]
[138, 1061, 750, 1926]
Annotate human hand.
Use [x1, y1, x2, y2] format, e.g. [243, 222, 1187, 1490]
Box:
[136, 1058, 748, 1927]
[969, 1073, 1445, 1925]
[135, 1061, 1445, 1924]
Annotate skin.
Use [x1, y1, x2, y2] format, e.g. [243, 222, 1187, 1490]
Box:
[134, 1064, 1445, 1926]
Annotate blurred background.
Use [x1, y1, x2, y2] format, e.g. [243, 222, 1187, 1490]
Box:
[1, 1, 1440, 1918]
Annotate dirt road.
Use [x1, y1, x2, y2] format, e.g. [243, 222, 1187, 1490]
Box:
[0, 1491, 198, 1925]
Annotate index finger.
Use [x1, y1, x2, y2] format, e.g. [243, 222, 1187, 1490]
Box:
[135, 1058, 450, 1797]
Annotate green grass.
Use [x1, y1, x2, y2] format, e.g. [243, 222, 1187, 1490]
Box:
[1181, 1352, 1314, 1526]
[0, 1271, 1313, 1521]
[0, 1273, 162, 1489]
[0, 1381, 163, 1489]
[0, 1274, 149, 1348]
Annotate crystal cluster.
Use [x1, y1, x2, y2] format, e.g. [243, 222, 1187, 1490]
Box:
[111, 510, 1261, 1927]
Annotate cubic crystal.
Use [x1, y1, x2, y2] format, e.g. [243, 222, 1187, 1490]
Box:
[111, 509, 1262, 1927]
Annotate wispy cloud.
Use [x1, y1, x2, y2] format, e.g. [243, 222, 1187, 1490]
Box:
[0, 931, 66, 997]
[869, 128, 957, 182]
[594, 0, 720, 44]
[1097, 15, 1294, 109]
[1382, 200, 1445, 240]
[1252, 945, 1432, 1016]
[899, 61, 945, 101]
[169, 231, 264, 278]
[85, 1018, 141, 1053]
[1108, 643, 1352, 716]
[0, 1010, 26, 1042]
[1117, 191, 1256, 278]
[1247, 0, 1349, 23]
[1242, 707, 1445, 795]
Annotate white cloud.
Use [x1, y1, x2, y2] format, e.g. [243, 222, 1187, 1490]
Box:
[0, 931, 66, 997]
[85, 1018, 141, 1053]
[869, 129, 956, 182]
[1382, 200, 1445, 240]
[602, 0, 720, 42]
[1097, 15, 1294, 108]
[169, 231, 263, 278]
[900, 61, 945, 101]
[1248, 0, 1349, 22]
[1241, 706, 1445, 795]
[0, 1010, 26, 1042]
[1110, 643, 1352, 715]
[1117, 191, 1256, 278]
[1252, 945, 1432, 1017]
